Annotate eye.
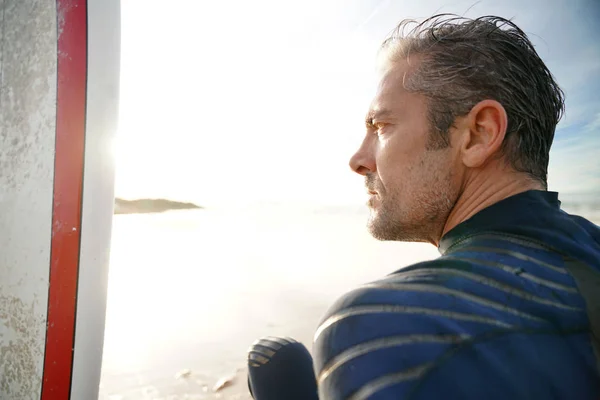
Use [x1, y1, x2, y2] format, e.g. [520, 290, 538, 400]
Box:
[373, 121, 388, 132]
[365, 118, 388, 134]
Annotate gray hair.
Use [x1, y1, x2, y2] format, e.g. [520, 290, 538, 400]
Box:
[380, 14, 565, 188]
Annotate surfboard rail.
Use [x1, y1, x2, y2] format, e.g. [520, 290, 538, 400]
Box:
[0, 1, 120, 398]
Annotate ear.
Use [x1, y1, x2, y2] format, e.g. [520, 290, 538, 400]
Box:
[458, 99, 508, 168]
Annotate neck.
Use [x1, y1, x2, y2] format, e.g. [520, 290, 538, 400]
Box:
[437, 171, 544, 246]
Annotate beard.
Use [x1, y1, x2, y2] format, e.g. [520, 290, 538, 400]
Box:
[365, 159, 457, 244]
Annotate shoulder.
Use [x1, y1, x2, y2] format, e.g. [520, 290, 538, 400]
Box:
[314, 256, 521, 347]
[312, 257, 538, 399]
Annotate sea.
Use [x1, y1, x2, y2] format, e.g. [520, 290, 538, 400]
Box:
[98, 194, 599, 400]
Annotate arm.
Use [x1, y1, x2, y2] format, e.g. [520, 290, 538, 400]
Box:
[312, 260, 594, 399]
[313, 283, 484, 400]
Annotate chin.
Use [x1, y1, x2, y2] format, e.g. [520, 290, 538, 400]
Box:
[367, 216, 396, 242]
[367, 213, 428, 243]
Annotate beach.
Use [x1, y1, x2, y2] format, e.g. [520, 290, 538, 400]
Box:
[98, 200, 599, 400]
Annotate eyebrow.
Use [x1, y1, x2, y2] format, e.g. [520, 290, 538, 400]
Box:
[365, 109, 394, 127]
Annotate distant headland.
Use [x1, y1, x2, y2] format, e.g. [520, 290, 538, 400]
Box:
[114, 198, 202, 215]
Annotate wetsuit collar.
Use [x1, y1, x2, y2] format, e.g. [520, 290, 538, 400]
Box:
[438, 190, 561, 255]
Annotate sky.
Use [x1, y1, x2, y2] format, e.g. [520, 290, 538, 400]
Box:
[114, 0, 600, 207]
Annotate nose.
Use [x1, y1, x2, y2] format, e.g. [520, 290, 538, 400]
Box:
[349, 137, 375, 176]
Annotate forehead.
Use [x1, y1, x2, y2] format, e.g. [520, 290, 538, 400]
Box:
[369, 58, 421, 114]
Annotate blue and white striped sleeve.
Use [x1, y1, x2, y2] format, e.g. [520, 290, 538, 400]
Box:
[311, 258, 562, 400]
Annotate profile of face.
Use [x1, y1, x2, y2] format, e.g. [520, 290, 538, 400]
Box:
[349, 59, 459, 244]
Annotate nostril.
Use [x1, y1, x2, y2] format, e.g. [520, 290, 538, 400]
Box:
[350, 152, 372, 176]
[354, 165, 370, 176]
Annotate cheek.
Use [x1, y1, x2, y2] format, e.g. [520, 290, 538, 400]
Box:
[376, 159, 410, 197]
[417, 151, 455, 190]
[376, 136, 420, 188]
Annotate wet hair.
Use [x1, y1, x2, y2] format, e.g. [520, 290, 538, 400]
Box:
[380, 14, 565, 188]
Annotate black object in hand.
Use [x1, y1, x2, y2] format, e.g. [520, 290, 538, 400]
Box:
[247, 336, 319, 400]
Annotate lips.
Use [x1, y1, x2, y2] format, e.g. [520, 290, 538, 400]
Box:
[365, 174, 379, 196]
[366, 185, 378, 195]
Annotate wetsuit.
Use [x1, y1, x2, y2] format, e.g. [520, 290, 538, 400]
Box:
[314, 190, 600, 399]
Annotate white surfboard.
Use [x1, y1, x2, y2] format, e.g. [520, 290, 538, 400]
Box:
[0, 0, 120, 399]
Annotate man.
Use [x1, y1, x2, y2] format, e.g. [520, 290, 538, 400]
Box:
[313, 15, 600, 400]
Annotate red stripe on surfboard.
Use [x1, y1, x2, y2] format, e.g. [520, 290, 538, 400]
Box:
[41, 1, 88, 399]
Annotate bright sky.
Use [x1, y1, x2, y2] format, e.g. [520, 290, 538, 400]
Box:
[114, 0, 600, 207]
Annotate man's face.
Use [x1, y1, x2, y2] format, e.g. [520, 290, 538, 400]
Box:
[349, 59, 460, 244]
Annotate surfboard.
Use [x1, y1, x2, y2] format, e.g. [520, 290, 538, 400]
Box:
[0, 0, 120, 399]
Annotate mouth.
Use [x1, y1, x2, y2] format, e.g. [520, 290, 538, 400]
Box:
[367, 192, 378, 209]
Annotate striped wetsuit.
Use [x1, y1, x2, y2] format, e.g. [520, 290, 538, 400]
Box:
[313, 190, 600, 399]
